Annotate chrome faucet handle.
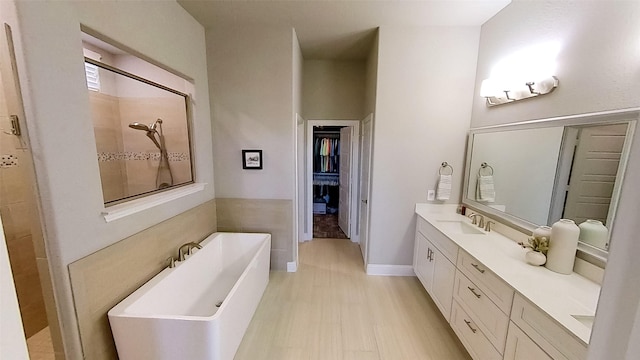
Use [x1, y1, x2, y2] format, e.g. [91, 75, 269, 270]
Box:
[477, 215, 485, 228]
[166, 256, 176, 268]
[484, 221, 495, 232]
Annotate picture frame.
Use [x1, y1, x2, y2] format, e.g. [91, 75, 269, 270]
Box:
[242, 149, 263, 170]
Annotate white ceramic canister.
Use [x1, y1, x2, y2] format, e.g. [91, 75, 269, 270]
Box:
[533, 226, 552, 241]
[546, 219, 580, 274]
[579, 220, 609, 249]
[525, 251, 546, 266]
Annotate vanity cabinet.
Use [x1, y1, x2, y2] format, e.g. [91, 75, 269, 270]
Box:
[414, 219, 457, 321]
[453, 270, 510, 353]
[414, 209, 592, 360]
[451, 300, 502, 360]
[504, 321, 553, 360]
[509, 294, 587, 360]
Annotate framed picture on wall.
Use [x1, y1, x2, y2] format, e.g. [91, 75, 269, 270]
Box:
[242, 150, 263, 170]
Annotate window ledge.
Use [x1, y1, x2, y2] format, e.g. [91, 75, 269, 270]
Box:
[102, 183, 206, 222]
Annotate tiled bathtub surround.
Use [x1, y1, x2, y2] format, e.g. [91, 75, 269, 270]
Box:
[68, 199, 217, 360]
[216, 198, 293, 271]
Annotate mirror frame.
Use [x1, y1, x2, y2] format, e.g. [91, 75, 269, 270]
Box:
[462, 108, 639, 263]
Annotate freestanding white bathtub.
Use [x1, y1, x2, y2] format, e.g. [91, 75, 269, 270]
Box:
[108, 232, 271, 360]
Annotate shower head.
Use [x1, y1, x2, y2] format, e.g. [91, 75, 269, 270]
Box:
[129, 122, 151, 132]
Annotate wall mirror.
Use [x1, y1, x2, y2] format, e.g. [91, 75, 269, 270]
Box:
[82, 32, 194, 205]
[463, 110, 638, 261]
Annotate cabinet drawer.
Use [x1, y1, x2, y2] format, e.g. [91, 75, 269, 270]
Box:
[511, 294, 586, 360]
[450, 300, 502, 360]
[416, 217, 458, 263]
[453, 270, 509, 353]
[504, 321, 553, 360]
[457, 250, 514, 314]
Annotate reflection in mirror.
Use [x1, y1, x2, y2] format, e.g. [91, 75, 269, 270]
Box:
[463, 112, 636, 259]
[550, 123, 629, 250]
[466, 127, 564, 225]
[83, 33, 193, 205]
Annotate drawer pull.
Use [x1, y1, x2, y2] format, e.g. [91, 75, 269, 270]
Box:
[467, 286, 481, 298]
[463, 319, 477, 333]
[471, 263, 485, 274]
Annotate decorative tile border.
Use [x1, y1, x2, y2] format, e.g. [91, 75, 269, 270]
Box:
[1, 154, 18, 168]
[97, 152, 190, 162]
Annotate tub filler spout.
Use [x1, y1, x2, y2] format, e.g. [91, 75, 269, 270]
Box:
[178, 242, 202, 261]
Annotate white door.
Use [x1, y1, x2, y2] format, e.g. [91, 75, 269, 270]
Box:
[359, 115, 373, 264]
[338, 126, 351, 236]
[563, 123, 627, 225]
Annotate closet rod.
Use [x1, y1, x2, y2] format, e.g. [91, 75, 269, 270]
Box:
[314, 130, 340, 134]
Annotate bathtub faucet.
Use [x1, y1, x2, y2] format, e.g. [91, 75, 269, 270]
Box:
[178, 242, 202, 261]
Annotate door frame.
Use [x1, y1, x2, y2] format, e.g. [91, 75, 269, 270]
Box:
[359, 114, 374, 268]
[304, 119, 360, 242]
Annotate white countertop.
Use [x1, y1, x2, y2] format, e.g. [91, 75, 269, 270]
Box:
[415, 203, 601, 345]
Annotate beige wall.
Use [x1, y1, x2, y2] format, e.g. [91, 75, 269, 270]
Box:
[364, 30, 379, 117]
[10, 2, 215, 358]
[207, 23, 295, 269]
[303, 59, 365, 120]
[367, 25, 480, 266]
[470, 2, 640, 359]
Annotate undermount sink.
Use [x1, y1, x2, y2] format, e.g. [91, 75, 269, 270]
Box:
[436, 220, 486, 235]
[571, 314, 595, 329]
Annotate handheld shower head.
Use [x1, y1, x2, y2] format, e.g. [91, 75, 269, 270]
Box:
[129, 121, 162, 150]
[129, 122, 151, 132]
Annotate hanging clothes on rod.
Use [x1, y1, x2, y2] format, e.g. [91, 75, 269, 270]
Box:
[314, 137, 340, 173]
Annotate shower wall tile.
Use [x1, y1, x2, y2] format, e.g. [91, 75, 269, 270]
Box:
[1, 161, 27, 206]
[6, 234, 47, 338]
[98, 161, 126, 202]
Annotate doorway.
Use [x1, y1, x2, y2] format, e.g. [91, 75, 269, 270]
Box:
[305, 120, 360, 243]
[0, 23, 59, 359]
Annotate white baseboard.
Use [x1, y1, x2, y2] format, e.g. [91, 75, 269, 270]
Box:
[366, 264, 416, 276]
[287, 261, 298, 272]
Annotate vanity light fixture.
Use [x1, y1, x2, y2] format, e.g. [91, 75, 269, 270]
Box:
[481, 75, 559, 106]
[481, 41, 561, 107]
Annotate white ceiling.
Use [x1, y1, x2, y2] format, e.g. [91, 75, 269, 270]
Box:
[178, 0, 511, 60]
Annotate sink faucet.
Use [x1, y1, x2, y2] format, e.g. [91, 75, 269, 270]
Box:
[484, 221, 495, 232]
[178, 242, 202, 261]
[469, 213, 485, 228]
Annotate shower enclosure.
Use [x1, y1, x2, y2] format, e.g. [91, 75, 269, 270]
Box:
[84, 45, 193, 205]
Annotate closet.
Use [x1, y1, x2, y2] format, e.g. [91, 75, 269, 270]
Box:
[313, 126, 348, 238]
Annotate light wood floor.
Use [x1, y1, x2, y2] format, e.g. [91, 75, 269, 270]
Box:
[235, 238, 470, 360]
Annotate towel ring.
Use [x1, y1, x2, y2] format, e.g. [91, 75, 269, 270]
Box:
[478, 162, 494, 176]
[439, 162, 454, 175]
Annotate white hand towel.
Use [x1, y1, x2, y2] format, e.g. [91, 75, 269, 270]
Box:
[436, 174, 452, 201]
[476, 175, 495, 202]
